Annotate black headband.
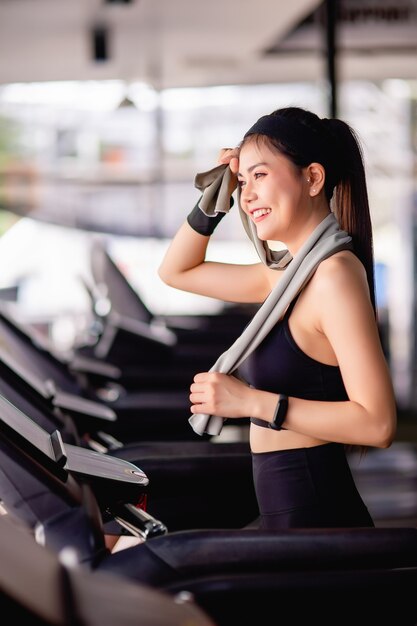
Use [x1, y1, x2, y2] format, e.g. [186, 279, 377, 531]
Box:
[244, 114, 331, 168]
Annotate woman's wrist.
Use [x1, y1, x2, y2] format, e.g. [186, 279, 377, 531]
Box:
[247, 389, 282, 424]
[186, 196, 234, 236]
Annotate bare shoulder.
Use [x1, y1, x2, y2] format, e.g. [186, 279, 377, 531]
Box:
[305, 250, 374, 332]
[311, 250, 368, 299]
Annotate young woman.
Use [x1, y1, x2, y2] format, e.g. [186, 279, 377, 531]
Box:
[158, 106, 397, 530]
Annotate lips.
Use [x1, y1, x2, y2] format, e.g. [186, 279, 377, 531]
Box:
[251, 208, 271, 220]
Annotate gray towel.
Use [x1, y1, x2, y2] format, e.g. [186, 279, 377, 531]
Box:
[189, 165, 353, 436]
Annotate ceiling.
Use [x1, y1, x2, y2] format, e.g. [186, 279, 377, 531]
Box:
[0, 0, 416, 90]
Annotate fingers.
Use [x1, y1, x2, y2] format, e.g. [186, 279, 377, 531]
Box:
[229, 156, 239, 174]
[189, 385, 208, 413]
[192, 372, 224, 384]
[217, 147, 239, 167]
[190, 372, 207, 408]
[190, 372, 215, 412]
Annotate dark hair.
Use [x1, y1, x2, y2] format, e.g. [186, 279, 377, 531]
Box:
[241, 107, 376, 314]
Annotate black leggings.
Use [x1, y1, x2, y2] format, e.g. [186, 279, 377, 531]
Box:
[252, 442, 374, 530]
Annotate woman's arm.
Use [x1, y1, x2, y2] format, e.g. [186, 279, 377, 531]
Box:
[279, 253, 397, 448]
[253, 254, 396, 448]
[158, 220, 273, 303]
[190, 253, 397, 449]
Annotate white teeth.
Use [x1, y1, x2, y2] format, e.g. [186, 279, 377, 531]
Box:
[252, 208, 271, 219]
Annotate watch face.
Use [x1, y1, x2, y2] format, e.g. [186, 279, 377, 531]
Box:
[269, 394, 288, 430]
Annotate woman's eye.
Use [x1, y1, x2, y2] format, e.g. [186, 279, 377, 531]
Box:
[238, 180, 245, 188]
[254, 172, 265, 180]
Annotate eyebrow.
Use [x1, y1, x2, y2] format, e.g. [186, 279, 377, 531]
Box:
[237, 162, 269, 177]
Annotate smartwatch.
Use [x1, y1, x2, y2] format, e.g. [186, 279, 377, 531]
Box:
[268, 394, 288, 431]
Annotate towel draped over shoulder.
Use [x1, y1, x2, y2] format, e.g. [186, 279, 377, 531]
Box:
[189, 164, 353, 436]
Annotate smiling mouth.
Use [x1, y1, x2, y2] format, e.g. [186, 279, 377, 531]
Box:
[252, 208, 271, 220]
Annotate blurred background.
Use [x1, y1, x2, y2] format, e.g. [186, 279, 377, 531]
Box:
[0, 0, 416, 427]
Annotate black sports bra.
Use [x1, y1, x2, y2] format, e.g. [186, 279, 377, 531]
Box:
[238, 294, 348, 426]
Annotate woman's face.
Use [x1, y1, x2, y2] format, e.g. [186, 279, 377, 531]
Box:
[237, 139, 308, 243]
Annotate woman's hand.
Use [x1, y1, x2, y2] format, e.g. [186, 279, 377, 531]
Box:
[217, 147, 239, 172]
[190, 371, 251, 418]
[217, 148, 239, 196]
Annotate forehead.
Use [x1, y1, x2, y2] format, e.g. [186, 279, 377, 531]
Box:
[239, 141, 277, 161]
[238, 139, 287, 172]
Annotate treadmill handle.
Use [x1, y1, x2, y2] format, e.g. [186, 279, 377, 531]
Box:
[52, 390, 117, 422]
[113, 503, 168, 540]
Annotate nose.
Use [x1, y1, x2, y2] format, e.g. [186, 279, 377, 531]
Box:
[240, 180, 256, 203]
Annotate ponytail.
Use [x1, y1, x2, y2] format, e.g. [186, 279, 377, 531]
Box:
[324, 119, 376, 315]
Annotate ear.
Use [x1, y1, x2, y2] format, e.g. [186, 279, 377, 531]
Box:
[305, 163, 325, 196]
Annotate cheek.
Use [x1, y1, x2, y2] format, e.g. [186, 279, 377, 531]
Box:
[275, 178, 303, 205]
[269, 184, 295, 208]
[266, 174, 294, 198]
